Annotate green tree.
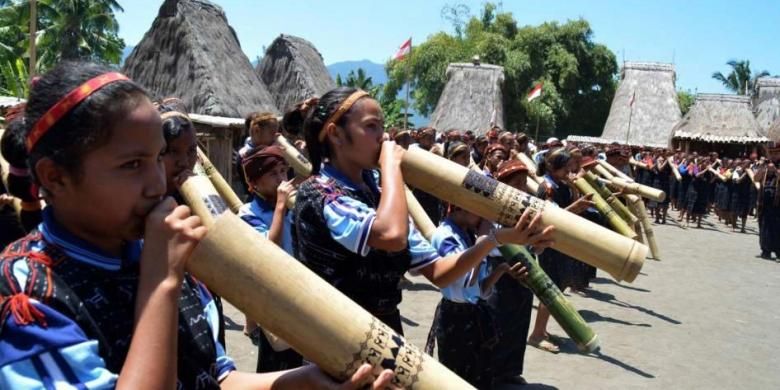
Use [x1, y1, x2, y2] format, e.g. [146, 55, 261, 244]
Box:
[336, 67, 413, 128]
[335, 68, 381, 97]
[712, 60, 770, 95]
[383, 3, 617, 138]
[677, 89, 694, 116]
[0, 0, 125, 93]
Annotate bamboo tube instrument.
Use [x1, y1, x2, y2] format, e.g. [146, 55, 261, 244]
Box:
[180, 163, 474, 389]
[401, 148, 646, 282]
[573, 177, 638, 239]
[746, 167, 761, 191]
[196, 147, 243, 213]
[275, 134, 437, 240]
[275, 134, 313, 177]
[598, 160, 631, 180]
[499, 244, 599, 353]
[515, 152, 544, 184]
[669, 161, 683, 182]
[604, 176, 666, 202]
[524, 175, 540, 195]
[593, 162, 659, 259]
[632, 197, 659, 260]
[583, 171, 638, 226]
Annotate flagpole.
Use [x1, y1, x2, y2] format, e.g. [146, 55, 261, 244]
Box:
[626, 104, 634, 145]
[403, 40, 411, 130]
[29, 0, 37, 81]
[535, 113, 540, 144]
[626, 91, 635, 145]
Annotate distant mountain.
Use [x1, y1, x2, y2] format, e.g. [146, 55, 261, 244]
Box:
[120, 45, 135, 66]
[326, 60, 428, 126]
[327, 60, 387, 85]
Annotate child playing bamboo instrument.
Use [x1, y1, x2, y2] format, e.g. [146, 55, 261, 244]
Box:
[0, 61, 395, 390]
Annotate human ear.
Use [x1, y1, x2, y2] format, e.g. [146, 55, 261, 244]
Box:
[326, 122, 343, 145]
[35, 157, 71, 197]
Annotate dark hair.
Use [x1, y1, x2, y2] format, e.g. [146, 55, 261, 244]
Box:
[157, 103, 194, 144]
[1, 118, 37, 201]
[1, 118, 27, 169]
[282, 102, 308, 137]
[303, 86, 358, 174]
[23, 61, 148, 183]
[537, 148, 571, 177]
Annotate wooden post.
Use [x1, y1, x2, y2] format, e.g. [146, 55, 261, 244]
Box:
[29, 0, 37, 81]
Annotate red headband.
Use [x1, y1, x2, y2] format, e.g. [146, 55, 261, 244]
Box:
[26, 72, 130, 151]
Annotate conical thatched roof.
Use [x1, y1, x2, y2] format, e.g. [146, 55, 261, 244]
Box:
[256, 34, 335, 113]
[123, 0, 278, 117]
[754, 77, 780, 131]
[601, 62, 681, 146]
[430, 62, 504, 134]
[672, 94, 768, 144]
[768, 117, 780, 144]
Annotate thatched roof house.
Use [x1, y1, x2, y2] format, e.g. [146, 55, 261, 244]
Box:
[754, 77, 780, 131]
[256, 34, 335, 113]
[123, 0, 278, 117]
[671, 94, 768, 152]
[767, 115, 780, 143]
[430, 62, 504, 135]
[565, 135, 667, 149]
[600, 62, 681, 147]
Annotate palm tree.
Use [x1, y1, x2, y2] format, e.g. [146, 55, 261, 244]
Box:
[36, 0, 125, 65]
[336, 68, 382, 98]
[0, 0, 124, 69]
[712, 60, 770, 95]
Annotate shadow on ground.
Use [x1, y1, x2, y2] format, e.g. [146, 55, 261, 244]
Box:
[579, 309, 651, 327]
[590, 277, 652, 293]
[584, 289, 682, 325]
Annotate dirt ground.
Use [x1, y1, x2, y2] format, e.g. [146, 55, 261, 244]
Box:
[220, 214, 780, 389]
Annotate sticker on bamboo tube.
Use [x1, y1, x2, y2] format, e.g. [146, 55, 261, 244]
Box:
[203, 194, 227, 217]
[342, 318, 423, 388]
[494, 184, 545, 225]
[462, 170, 498, 197]
[296, 152, 311, 166]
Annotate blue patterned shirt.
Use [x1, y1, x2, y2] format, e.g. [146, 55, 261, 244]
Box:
[318, 164, 439, 273]
[430, 218, 493, 303]
[0, 208, 235, 389]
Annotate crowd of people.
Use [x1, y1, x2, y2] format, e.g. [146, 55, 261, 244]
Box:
[1, 61, 779, 389]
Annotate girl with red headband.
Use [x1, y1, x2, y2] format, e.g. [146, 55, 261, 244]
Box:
[293, 86, 554, 337]
[0, 62, 397, 389]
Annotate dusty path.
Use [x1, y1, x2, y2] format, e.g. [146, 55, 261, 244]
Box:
[221, 215, 780, 389]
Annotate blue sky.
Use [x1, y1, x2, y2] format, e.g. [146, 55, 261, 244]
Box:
[116, 0, 779, 94]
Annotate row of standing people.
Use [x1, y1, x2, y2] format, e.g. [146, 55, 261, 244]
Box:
[612, 147, 780, 260]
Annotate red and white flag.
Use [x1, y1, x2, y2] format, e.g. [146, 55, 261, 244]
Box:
[394, 38, 412, 60]
[527, 82, 543, 102]
[629, 91, 636, 107]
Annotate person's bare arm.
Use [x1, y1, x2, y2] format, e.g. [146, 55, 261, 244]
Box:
[116, 200, 206, 389]
[368, 142, 409, 252]
[419, 210, 554, 288]
[268, 180, 294, 246]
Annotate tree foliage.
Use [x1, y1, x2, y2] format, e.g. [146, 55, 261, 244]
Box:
[384, 3, 618, 139]
[0, 0, 125, 95]
[336, 67, 413, 129]
[677, 89, 695, 116]
[712, 60, 770, 96]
